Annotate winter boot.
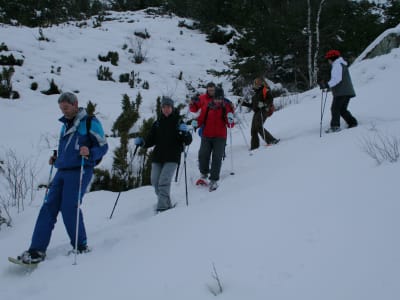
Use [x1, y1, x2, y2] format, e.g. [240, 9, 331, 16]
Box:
[209, 180, 218, 192]
[267, 138, 280, 146]
[18, 249, 46, 264]
[325, 126, 341, 133]
[77, 245, 92, 254]
[68, 245, 92, 256]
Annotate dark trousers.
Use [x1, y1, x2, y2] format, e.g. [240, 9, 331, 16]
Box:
[198, 137, 226, 181]
[330, 96, 358, 128]
[250, 110, 276, 149]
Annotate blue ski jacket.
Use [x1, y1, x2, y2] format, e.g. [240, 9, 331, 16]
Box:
[55, 108, 108, 169]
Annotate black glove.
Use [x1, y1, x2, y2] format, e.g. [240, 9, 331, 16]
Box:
[319, 81, 329, 90]
[191, 94, 200, 103]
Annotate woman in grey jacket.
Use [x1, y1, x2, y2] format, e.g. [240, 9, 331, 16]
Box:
[322, 50, 358, 133]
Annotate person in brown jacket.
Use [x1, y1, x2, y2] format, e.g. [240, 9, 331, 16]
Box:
[240, 78, 279, 150]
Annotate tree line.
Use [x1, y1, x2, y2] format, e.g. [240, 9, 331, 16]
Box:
[0, 0, 399, 91]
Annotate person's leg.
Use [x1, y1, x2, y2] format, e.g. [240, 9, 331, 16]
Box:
[209, 138, 227, 182]
[262, 127, 277, 144]
[60, 168, 93, 249]
[151, 162, 162, 197]
[29, 171, 63, 252]
[198, 137, 212, 176]
[330, 96, 343, 128]
[250, 112, 261, 150]
[340, 97, 358, 127]
[155, 162, 178, 210]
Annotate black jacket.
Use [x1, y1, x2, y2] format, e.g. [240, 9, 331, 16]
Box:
[144, 111, 192, 163]
[242, 86, 274, 112]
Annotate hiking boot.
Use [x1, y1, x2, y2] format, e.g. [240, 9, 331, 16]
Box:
[325, 126, 341, 133]
[155, 203, 178, 214]
[18, 250, 46, 264]
[209, 180, 218, 192]
[200, 173, 208, 179]
[348, 123, 358, 129]
[77, 245, 92, 254]
[68, 245, 92, 255]
[268, 138, 280, 145]
[156, 206, 171, 213]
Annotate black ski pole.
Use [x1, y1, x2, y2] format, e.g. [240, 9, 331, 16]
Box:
[43, 150, 57, 203]
[228, 126, 234, 175]
[174, 159, 180, 182]
[183, 145, 189, 206]
[109, 145, 139, 219]
[320, 90, 328, 137]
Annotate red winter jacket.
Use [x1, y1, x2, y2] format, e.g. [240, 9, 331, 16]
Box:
[197, 99, 234, 139]
[189, 93, 213, 113]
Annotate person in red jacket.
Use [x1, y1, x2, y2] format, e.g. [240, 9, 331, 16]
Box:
[193, 87, 234, 191]
[189, 82, 216, 113]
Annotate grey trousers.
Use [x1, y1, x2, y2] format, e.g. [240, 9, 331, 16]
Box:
[151, 162, 178, 210]
[198, 137, 226, 181]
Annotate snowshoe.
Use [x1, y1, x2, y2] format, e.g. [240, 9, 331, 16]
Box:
[196, 178, 208, 186]
[67, 245, 92, 256]
[325, 127, 341, 133]
[10, 250, 46, 265]
[155, 203, 177, 214]
[266, 139, 280, 146]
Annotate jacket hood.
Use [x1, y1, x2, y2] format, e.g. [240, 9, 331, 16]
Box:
[334, 56, 347, 66]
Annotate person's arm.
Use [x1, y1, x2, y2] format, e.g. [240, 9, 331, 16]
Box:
[177, 122, 193, 146]
[87, 118, 108, 161]
[328, 62, 343, 88]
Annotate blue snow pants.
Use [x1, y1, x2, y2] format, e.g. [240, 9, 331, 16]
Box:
[29, 167, 93, 252]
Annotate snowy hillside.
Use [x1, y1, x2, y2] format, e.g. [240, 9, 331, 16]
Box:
[1, 10, 400, 300]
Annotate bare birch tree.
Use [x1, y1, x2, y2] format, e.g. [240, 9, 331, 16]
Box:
[307, 0, 327, 88]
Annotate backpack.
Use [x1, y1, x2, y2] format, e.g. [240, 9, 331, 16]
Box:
[86, 116, 102, 166]
[198, 99, 229, 137]
[261, 86, 275, 117]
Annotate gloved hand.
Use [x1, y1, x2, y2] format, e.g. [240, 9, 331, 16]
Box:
[134, 137, 144, 146]
[191, 94, 200, 103]
[319, 81, 329, 90]
[191, 120, 198, 129]
[227, 112, 234, 124]
[179, 123, 188, 132]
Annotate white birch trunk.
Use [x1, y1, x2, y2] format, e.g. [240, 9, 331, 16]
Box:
[312, 0, 327, 87]
[307, 0, 313, 88]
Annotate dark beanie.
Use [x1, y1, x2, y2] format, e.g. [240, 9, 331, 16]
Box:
[214, 87, 224, 99]
[206, 82, 216, 88]
[161, 96, 174, 107]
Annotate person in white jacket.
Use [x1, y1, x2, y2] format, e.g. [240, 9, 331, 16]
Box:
[320, 49, 358, 133]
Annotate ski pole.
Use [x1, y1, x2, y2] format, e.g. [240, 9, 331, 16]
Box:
[320, 90, 328, 137]
[109, 145, 139, 219]
[229, 126, 234, 175]
[73, 156, 85, 265]
[43, 150, 57, 203]
[174, 159, 180, 182]
[183, 145, 189, 206]
[260, 109, 267, 145]
[237, 121, 250, 150]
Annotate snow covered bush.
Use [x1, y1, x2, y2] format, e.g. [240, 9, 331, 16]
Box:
[361, 131, 400, 165]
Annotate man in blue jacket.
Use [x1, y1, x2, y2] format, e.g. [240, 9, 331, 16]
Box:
[18, 92, 108, 264]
